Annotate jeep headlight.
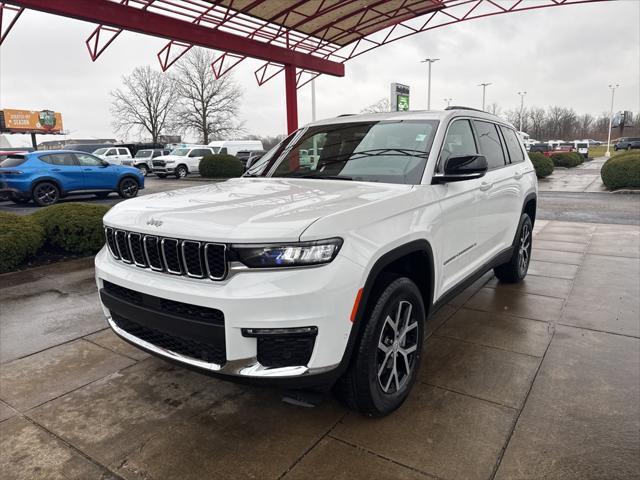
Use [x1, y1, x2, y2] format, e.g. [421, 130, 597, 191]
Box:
[232, 238, 343, 268]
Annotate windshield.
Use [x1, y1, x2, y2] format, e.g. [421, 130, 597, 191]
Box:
[136, 150, 152, 158]
[211, 147, 220, 154]
[170, 148, 190, 156]
[93, 148, 108, 155]
[261, 120, 438, 184]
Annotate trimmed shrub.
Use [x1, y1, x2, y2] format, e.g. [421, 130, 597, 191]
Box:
[601, 152, 640, 189]
[550, 152, 583, 168]
[32, 203, 110, 254]
[528, 152, 554, 178]
[199, 154, 245, 178]
[0, 212, 44, 273]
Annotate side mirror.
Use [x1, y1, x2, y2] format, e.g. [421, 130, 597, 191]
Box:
[432, 154, 488, 183]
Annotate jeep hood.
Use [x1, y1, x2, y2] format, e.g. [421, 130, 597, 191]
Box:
[103, 177, 412, 242]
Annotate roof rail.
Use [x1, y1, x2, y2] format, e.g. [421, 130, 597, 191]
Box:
[337, 113, 356, 117]
[445, 106, 486, 113]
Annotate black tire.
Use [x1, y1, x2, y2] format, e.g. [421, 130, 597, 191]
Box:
[10, 194, 30, 205]
[627, 145, 632, 151]
[494, 213, 532, 283]
[156, 174, 167, 179]
[95, 192, 110, 199]
[335, 276, 425, 417]
[32, 181, 60, 207]
[137, 164, 150, 176]
[175, 165, 188, 179]
[118, 177, 139, 199]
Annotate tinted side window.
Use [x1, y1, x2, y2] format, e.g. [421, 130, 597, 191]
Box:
[474, 121, 506, 169]
[118, 148, 129, 155]
[500, 126, 525, 164]
[440, 119, 477, 169]
[74, 153, 103, 166]
[0, 156, 27, 167]
[40, 153, 76, 166]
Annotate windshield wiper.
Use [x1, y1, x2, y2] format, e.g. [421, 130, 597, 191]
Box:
[315, 148, 429, 167]
[279, 172, 352, 181]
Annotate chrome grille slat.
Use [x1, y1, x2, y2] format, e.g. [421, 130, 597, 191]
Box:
[204, 243, 227, 280]
[161, 238, 183, 275]
[182, 241, 204, 278]
[105, 229, 227, 281]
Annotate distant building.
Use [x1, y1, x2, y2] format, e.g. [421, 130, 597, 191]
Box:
[38, 138, 117, 150]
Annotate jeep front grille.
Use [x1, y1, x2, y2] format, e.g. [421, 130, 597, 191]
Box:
[152, 160, 165, 167]
[105, 227, 227, 280]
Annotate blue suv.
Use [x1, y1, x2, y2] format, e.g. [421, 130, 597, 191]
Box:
[0, 150, 144, 206]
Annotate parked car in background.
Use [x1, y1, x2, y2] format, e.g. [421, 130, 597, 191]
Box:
[573, 141, 589, 158]
[614, 137, 640, 151]
[0, 150, 144, 206]
[236, 149, 266, 169]
[64, 143, 116, 153]
[584, 139, 602, 146]
[529, 143, 573, 157]
[152, 146, 215, 178]
[208, 140, 264, 156]
[93, 146, 133, 165]
[123, 149, 168, 176]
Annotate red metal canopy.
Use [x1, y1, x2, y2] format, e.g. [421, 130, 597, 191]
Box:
[1, 0, 610, 133]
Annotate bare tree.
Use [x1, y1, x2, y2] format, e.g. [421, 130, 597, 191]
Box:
[173, 48, 243, 144]
[528, 107, 546, 140]
[486, 102, 502, 117]
[111, 66, 178, 143]
[361, 98, 390, 114]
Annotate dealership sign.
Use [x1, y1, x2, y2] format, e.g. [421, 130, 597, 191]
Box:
[1, 109, 64, 134]
[390, 83, 410, 112]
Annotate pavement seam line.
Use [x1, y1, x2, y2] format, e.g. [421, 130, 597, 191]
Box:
[418, 381, 519, 411]
[15, 411, 128, 480]
[431, 333, 544, 359]
[327, 434, 443, 480]
[489, 219, 590, 479]
[83, 333, 147, 362]
[556, 322, 640, 340]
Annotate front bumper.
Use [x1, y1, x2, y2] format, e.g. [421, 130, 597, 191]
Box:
[95, 247, 364, 384]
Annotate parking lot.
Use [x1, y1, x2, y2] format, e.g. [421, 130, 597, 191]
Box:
[1, 218, 638, 480]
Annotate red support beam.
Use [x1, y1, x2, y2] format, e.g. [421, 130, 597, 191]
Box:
[284, 64, 298, 134]
[4, 0, 345, 77]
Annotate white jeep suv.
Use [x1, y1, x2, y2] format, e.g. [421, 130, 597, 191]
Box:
[96, 108, 537, 416]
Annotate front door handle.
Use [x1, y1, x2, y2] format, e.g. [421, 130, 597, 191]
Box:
[480, 182, 492, 191]
[51, 168, 61, 172]
[513, 170, 523, 180]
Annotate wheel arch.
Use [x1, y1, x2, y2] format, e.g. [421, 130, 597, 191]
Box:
[522, 192, 537, 226]
[30, 177, 65, 195]
[336, 240, 435, 376]
[119, 173, 142, 187]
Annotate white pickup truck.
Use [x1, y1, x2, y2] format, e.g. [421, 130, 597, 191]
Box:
[93, 147, 132, 165]
[151, 146, 215, 178]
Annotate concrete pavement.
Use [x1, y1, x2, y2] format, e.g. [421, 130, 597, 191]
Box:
[1, 220, 639, 479]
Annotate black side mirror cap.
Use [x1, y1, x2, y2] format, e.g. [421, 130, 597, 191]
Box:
[432, 154, 488, 183]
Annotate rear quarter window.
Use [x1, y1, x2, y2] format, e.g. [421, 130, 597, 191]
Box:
[0, 155, 27, 167]
[499, 126, 525, 164]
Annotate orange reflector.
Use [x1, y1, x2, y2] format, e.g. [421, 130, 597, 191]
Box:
[350, 288, 363, 322]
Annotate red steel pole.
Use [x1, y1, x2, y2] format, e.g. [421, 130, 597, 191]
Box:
[285, 64, 298, 134]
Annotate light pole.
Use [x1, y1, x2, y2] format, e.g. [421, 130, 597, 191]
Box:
[517, 91, 527, 132]
[605, 83, 619, 157]
[479, 82, 491, 110]
[444, 98, 452, 107]
[311, 78, 318, 158]
[421, 58, 439, 110]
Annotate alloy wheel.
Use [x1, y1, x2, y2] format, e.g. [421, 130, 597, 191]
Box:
[376, 300, 419, 394]
[518, 222, 531, 275]
[121, 179, 138, 198]
[35, 184, 58, 205]
[177, 167, 187, 178]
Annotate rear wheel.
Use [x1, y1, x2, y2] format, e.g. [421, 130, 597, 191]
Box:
[32, 182, 60, 207]
[175, 165, 188, 179]
[118, 177, 139, 199]
[335, 276, 425, 417]
[494, 213, 532, 283]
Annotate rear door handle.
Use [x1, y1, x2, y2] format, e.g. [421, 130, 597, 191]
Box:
[480, 182, 492, 191]
[514, 171, 523, 180]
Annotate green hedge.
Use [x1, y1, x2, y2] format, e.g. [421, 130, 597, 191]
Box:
[0, 212, 44, 273]
[550, 152, 583, 168]
[601, 151, 640, 189]
[528, 152, 554, 178]
[31, 203, 110, 255]
[199, 154, 245, 178]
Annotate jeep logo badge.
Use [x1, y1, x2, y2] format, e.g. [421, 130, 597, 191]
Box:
[146, 218, 163, 227]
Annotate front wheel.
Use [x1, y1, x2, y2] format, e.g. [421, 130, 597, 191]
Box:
[175, 165, 188, 179]
[494, 213, 532, 283]
[335, 276, 425, 417]
[118, 177, 139, 199]
[137, 164, 150, 176]
[32, 182, 60, 207]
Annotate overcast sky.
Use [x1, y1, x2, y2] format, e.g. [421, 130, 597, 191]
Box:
[1, 0, 638, 146]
